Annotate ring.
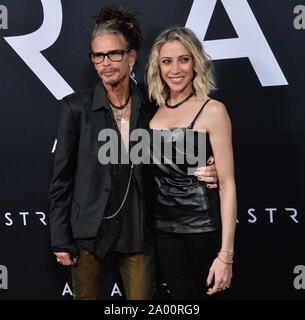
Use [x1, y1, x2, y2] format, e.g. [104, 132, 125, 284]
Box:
[213, 176, 218, 183]
[226, 285, 230, 288]
[56, 258, 61, 263]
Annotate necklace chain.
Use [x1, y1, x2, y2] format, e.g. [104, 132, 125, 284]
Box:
[111, 105, 129, 122]
[108, 93, 130, 123]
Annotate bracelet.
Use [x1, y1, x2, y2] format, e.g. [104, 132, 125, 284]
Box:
[219, 250, 234, 256]
[217, 253, 233, 265]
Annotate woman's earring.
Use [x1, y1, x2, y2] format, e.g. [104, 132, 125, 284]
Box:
[129, 65, 137, 85]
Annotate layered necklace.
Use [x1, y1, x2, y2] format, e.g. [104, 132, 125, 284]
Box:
[165, 92, 194, 109]
[109, 94, 130, 123]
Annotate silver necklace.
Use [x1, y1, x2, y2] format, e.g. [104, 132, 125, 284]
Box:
[110, 103, 129, 123]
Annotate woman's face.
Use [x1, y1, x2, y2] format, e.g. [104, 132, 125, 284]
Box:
[159, 40, 194, 95]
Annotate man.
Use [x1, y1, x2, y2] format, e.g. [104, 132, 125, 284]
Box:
[48, 5, 217, 300]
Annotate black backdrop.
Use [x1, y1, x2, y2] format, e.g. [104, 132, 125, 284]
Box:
[0, 0, 304, 300]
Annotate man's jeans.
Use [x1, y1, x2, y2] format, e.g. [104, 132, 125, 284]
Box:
[71, 245, 155, 300]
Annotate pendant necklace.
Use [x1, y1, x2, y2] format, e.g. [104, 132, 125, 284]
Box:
[109, 94, 130, 123]
[111, 105, 129, 123]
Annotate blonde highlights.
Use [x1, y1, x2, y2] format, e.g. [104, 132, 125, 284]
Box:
[146, 27, 216, 106]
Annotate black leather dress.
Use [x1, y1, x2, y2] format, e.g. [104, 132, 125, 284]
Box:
[149, 99, 221, 233]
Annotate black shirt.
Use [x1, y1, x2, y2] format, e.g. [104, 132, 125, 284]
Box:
[76, 91, 145, 260]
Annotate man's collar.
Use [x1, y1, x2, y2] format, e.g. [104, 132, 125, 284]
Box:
[91, 81, 108, 111]
[91, 81, 144, 111]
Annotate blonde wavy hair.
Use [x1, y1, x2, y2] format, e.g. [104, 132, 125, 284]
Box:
[146, 27, 216, 106]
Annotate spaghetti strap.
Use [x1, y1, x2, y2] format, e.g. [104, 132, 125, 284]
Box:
[188, 99, 212, 129]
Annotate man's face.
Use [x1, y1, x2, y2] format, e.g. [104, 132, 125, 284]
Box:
[91, 34, 136, 87]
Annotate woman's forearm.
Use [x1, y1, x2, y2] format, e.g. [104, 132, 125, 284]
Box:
[218, 180, 237, 252]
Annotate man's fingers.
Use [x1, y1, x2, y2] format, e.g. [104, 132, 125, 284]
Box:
[54, 252, 76, 266]
[55, 252, 70, 259]
[59, 255, 69, 265]
[63, 255, 77, 266]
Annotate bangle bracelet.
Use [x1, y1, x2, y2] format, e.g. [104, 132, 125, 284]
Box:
[219, 250, 234, 255]
[217, 253, 233, 265]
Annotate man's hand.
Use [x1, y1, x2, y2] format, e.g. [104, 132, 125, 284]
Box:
[194, 155, 218, 188]
[54, 252, 78, 266]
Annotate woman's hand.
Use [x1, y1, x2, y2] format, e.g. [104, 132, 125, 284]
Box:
[194, 155, 218, 189]
[206, 252, 233, 295]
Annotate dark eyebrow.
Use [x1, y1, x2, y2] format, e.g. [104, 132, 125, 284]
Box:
[92, 49, 123, 53]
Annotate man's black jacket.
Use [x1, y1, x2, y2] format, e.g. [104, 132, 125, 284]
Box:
[48, 82, 155, 247]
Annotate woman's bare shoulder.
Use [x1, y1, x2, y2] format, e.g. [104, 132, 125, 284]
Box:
[196, 98, 230, 132]
[205, 98, 227, 113]
[198, 98, 228, 120]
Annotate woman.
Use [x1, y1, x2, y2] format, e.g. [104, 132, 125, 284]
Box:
[146, 27, 237, 299]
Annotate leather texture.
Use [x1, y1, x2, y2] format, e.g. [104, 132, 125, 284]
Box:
[149, 99, 221, 233]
